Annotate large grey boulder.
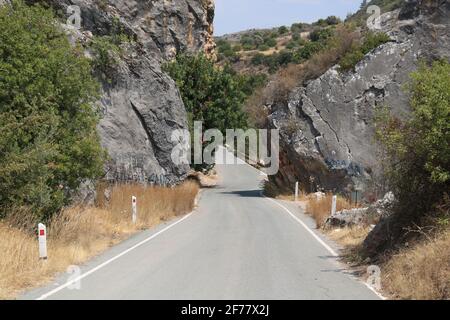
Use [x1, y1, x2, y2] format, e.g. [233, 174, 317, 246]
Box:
[325, 192, 395, 228]
[269, 0, 450, 195]
[45, 0, 215, 185]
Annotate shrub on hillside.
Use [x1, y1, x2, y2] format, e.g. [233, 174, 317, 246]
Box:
[89, 17, 133, 81]
[339, 32, 390, 71]
[291, 22, 307, 33]
[216, 39, 239, 61]
[0, 1, 106, 219]
[309, 27, 334, 42]
[258, 44, 270, 51]
[251, 53, 266, 66]
[373, 60, 450, 250]
[326, 16, 341, 25]
[278, 26, 289, 35]
[295, 41, 325, 61]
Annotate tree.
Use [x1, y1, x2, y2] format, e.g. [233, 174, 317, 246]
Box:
[326, 16, 341, 25]
[374, 60, 450, 235]
[164, 54, 268, 170]
[278, 26, 289, 35]
[163, 54, 251, 133]
[0, 1, 105, 218]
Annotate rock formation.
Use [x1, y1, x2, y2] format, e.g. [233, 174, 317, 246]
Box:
[45, 0, 216, 185]
[325, 192, 395, 228]
[269, 0, 450, 196]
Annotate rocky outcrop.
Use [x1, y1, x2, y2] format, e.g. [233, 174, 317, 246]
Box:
[325, 192, 395, 228]
[269, 0, 450, 196]
[46, 0, 215, 185]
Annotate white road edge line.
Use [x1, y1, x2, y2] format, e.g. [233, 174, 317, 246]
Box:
[35, 212, 194, 300]
[225, 146, 386, 300]
[263, 195, 386, 300]
[263, 195, 338, 257]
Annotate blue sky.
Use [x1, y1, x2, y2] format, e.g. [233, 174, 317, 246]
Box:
[214, 0, 363, 36]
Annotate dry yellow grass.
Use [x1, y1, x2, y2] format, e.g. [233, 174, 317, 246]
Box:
[0, 181, 199, 300]
[326, 224, 449, 300]
[306, 193, 356, 228]
[326, 226, 371, 249]
[382, 228, 450, 300]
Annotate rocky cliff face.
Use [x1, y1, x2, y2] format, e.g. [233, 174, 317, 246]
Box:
[47, 0, 215, 185]
[269, 0, 450, 197]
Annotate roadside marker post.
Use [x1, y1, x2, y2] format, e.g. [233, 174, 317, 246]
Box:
[331, 195, 337, 216]
[132, 196, 137, 224]
[295, 182, 299, 202]
[38, 223, 47, 260]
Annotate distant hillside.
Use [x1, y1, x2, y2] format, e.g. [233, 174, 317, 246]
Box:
[214, 0, 407, 75]
[214, 16, 342, 74]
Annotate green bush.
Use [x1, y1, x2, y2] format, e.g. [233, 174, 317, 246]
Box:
[277, 50, 294, 66]
[240, 35, 258, 51]
[295, 41, 324, 61]
[339, 31, 390, 71]
[163, 54, 251, 133]
[0, 1, 106, 218]
[339, 48, 365, 71]
[233, 44, 242, 52]
[374, 60, 450, 242]
[258, 44, 270, 51]
[286, 41, 297, 50]
[278, 26, 289, 35]
[90, 36, 121, 81]
[309, 28, 334, 42]
[326, 16, 341, 25]
[314, 18, 326, 27]
[361, 32, 390, 53]
[251, 53, 266, 66]
[264, 38, 277, 48]
[89, 18, 132, 82]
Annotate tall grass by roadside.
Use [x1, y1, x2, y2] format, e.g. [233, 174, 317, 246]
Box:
[382, 228, 450, 300]
[0, 181, 199, 300]
[306, 193, 356, 228]
[326, 226, 371, 250]
[331, 226, 450, 300]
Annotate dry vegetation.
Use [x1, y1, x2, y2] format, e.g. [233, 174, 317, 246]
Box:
[306, 193, 357, 228]
[326, 226, 371, 249]
[0, 181, 199, 300]
[245, 25, 361, 127]
[381, 228, 450, 300]
[325, 215, 450, 300]
[330, 226, 450, 300]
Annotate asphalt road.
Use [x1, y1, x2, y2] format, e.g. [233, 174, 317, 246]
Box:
[23, 148, 380, 300]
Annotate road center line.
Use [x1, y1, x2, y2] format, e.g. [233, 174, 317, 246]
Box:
[35, 212, 194, 300]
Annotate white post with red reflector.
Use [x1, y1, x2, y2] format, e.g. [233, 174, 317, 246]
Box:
[38, 223, 47, 260]
[295, 182, 299, 202]
[132, 196, 137, 224]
